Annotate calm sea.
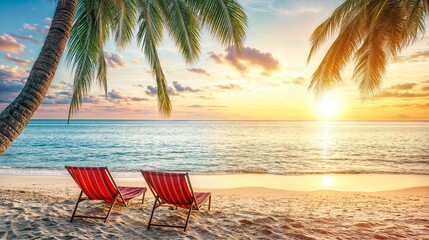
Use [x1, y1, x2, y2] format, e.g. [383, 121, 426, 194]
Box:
[0, 120, 428, 176]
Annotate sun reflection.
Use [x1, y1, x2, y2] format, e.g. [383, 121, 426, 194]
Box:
[320, 121, 332, 154]
[321, 175, 333, 189]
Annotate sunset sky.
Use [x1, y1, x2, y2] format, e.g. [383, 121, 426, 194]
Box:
[0, 0, 428, 120]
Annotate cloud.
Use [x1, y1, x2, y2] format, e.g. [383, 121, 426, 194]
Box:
[395, 50, 429, 63]
[0, 34, 25, 53]
[209, 46, 280, 76]
[172, 81, 200, 93]
[5, 53, 31, 66]
[145, 86, 157, 96]
[217, 84, 241, 90]
[43, 91, 71, 104]
[288, 77, 306, 85]
[44, 17, 52, 24]
[107, 89, 148, 102]
[387, 83, 417, 90]
[42, 91, 100, 105]
[187, 67, 210, 76]
[145, 85, 178, 96]
[208, 52, 224, 64]
[187, 104, 227, 108]
[373, 90, 429, 99]
[422, 86, 429, 91]
[382, 103, 429, 109]
[130, 97, 148, 102]
[104, 51, 127, 68]
[0, 65, 27, 103]
[145, 81, 201, 97]
[23, 23, 48, 35]
[0, 77, 25, 93]
[8, 33, 39, 44]
[108, 89, 123, 99]
[0, 65, 27, 81]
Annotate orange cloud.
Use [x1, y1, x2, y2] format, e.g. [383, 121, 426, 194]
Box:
[209, 46, 280, 76]
[5, 53, 31, 66]
[0, 34, 25, 53]
[285, 77, 306, 85]
[216, 84, 241, 90]
[373, 91, 429, 99]
[387, 83, 417, 90]
[394, 50, 429, 63]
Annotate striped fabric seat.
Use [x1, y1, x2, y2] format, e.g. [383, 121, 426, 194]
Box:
[65, 166, 147, 223]
[118, 186, 147, 201]
[142, 170, 211, 231]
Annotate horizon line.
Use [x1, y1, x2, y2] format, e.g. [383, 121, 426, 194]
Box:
[30, 118, 429, 122]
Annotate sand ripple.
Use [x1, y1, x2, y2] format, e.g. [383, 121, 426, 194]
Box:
[1, 188, 429, 239]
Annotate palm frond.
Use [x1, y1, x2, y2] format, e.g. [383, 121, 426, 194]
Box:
[188, 0, 247, 50]
[66, 0, 114, 121]
[136, 0, 171, 116]
[158, 0, 201, 63]
[307, 0, 368, 63]
[112, 0, 137, 49]
[67, 0, 248, 119]
[308, 0, 428, 97]
[402, 0, 426, 48]
[308, 2, 367, 96]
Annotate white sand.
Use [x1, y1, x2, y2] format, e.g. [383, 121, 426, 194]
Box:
[0, 174, 428, 239]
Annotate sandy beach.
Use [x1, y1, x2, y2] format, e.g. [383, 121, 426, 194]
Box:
[1, 174, 428, 239]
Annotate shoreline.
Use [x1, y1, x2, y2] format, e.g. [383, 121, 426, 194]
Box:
[1, 173, 429, 192]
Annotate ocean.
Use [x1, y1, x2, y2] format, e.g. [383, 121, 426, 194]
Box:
[0, 120, 428, 176]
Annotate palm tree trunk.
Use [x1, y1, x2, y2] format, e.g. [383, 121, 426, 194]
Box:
[0, 0, 77, 155]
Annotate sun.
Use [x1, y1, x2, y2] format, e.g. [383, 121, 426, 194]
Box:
[315, 94, 341, 119]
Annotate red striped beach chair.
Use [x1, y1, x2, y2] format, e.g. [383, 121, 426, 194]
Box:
[141, 170, 211, 231]
[65, 166, 147, 223]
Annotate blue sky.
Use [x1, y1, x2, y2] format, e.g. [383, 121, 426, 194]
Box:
[1, 0, 428, 120]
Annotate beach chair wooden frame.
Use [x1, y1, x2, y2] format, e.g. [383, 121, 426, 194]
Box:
[141, 170, 211, 231]
[65, 166, 146, 223]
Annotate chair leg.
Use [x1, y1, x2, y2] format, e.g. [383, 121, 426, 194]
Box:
[104, 194, 119, 223]
[208, 195, 211, 211]
[70, 191, 83, 223]
[147, 196, 159, 230]
[183, 202, 194, 232]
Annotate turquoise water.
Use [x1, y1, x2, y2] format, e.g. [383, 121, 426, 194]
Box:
[0, 120, 428, 176]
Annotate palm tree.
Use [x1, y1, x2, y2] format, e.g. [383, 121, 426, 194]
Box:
[307, 0, 427, 97]
[0, 0, 247, 155]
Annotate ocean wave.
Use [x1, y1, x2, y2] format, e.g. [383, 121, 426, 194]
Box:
[1, 166, 428, 176]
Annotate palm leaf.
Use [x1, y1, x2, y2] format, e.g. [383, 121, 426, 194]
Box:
[158, 0, 201, 63]
[66, 0, 114, 120]
[307, 0, 368, 63]
[188, 0, 247, 50]
[112, 0, 137, 49]
[308, 2, 367, 96]
[308, 0, 428, 97]
[136, 0, 171, 116]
